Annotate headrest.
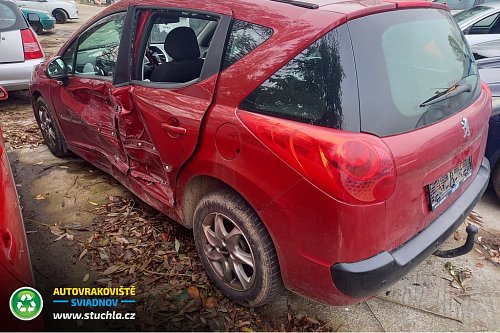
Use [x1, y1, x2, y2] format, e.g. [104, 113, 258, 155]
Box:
[164, 26, 200, 61]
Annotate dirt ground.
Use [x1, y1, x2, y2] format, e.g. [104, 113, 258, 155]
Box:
[0, 4, 499, 331]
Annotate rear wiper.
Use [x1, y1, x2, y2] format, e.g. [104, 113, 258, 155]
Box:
[420, 83, 472, 107]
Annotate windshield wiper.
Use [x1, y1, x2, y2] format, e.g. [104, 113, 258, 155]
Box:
[420, 83, 472, 107]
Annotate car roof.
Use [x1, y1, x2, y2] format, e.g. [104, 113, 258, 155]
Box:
[129, 0, 448, 23]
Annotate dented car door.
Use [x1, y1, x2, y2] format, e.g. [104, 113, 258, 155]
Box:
[49, 12, 128, 174]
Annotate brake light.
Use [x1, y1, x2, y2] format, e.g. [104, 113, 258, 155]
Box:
[482, 80, 492, 98]
[238, 111, 397, 204]
[21, 29, 44, 60]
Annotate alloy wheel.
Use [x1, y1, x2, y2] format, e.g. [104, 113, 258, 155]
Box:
[201, 213, 256, 291]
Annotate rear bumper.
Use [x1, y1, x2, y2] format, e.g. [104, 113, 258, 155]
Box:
[331, 157, 490, 298]
[0, 58, 44, 91]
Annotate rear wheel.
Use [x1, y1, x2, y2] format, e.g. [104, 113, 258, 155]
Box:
[53, 9, 67, 24]
[34, 97, 70, 157]
[31, 22, 43, 34]
[193, 190, 283, 307]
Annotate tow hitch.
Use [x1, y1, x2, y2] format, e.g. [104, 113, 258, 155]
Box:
[433, 224, 478, 258]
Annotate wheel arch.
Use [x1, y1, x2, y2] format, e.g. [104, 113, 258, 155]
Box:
[181, 175, 238, 229]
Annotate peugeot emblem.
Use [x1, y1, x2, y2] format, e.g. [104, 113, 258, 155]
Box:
[461, 117, 471, 138]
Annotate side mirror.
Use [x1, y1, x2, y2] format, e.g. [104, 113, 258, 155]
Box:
[0, 86, 8, 101]
[27, 13, 40, 22]
[28, 13, 40, 22]
[46, 57, 68, 80]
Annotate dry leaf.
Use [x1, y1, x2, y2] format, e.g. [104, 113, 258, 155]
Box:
[33, 161, 44, 165]
[476, 262, 484, 268]
[79, 249, 88, 261]
[187, 286, 199, 299]
[83, 273, 89, 282]
[205, 296, 217, 308]
[35, 194, 46, 200]
[89, 201, 99, 206]
[102, 265, 120, 275]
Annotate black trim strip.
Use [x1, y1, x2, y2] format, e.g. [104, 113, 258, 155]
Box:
[269, 0, 319, 9]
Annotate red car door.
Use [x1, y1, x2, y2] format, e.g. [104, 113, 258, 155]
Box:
[113, 7, 232, 207]
[49, 11, 128, 174]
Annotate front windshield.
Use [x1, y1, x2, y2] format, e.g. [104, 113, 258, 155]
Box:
[453, 6, 492, 24]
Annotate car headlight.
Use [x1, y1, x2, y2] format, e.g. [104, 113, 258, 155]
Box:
[492, 96, 500, 117]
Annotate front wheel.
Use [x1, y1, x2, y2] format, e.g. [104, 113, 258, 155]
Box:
[34, 97, 70, 157]
[53, 9, 67, 24]
[193, 190, 283, 307]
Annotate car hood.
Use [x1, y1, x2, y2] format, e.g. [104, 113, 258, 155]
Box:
[472, 40, 500, 59]
[21, 8, 53, 17]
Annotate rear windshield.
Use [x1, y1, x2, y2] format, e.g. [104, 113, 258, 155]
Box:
[0, 1, 27, 32]
[453, 6, 492, 24]
[348, 9, 480, 136]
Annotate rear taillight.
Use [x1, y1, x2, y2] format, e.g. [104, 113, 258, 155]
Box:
[482, 80, 492, 98]
[238, 111, 397, 204]
[21, 28, 44, 60]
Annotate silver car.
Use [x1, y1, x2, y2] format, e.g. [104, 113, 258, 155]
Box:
[0, 0, 44, 92]
[454, 3, 500, 47]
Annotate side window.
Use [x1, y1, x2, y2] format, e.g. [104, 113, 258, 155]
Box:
[138, 12, 216, 83]
[222, 20, 273, 70]
[240, 25, 357, 130]
[470, 13, 500, 34]
[61, 40, 77, 73]
[74, 12, 126, 77]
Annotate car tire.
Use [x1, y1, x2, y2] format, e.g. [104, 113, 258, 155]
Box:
[34, 97, 70, 158]
[193, 190, 283, 307]
[31, 22, 43, 35]
[492, 163, 500, 200]
[53, 9, 67, 24]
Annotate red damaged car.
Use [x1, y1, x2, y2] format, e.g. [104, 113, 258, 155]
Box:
[30, 0, 491, 306]
[0, 86, 43, 330]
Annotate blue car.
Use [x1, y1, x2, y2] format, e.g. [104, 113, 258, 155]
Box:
[477, 57, 500, 199]
[21, 8, 55, 34]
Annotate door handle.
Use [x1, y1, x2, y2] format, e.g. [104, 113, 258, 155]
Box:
[161, 123, 187, 137]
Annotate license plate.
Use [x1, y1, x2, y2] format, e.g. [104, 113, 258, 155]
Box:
[428, 156, 472, 211]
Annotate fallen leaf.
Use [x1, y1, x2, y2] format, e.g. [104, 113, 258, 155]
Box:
[205, 296, 217, 308]
[89, 201, 99, 206]
[83, 273, 89, 282]
[175, 239, 180, 253]
[241, 327, 254, 332]
[79, 249, 88, 261]
[476, 262, 484, 268]
[102, 265, 120, 275]
[35, 194, 46, 200]
[33, 161, 44, 165]
[59, 165, 69, 169]
[187, 286, 199, 299]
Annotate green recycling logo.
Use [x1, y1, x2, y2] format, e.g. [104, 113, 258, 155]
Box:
[9, 287, 43, 321]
